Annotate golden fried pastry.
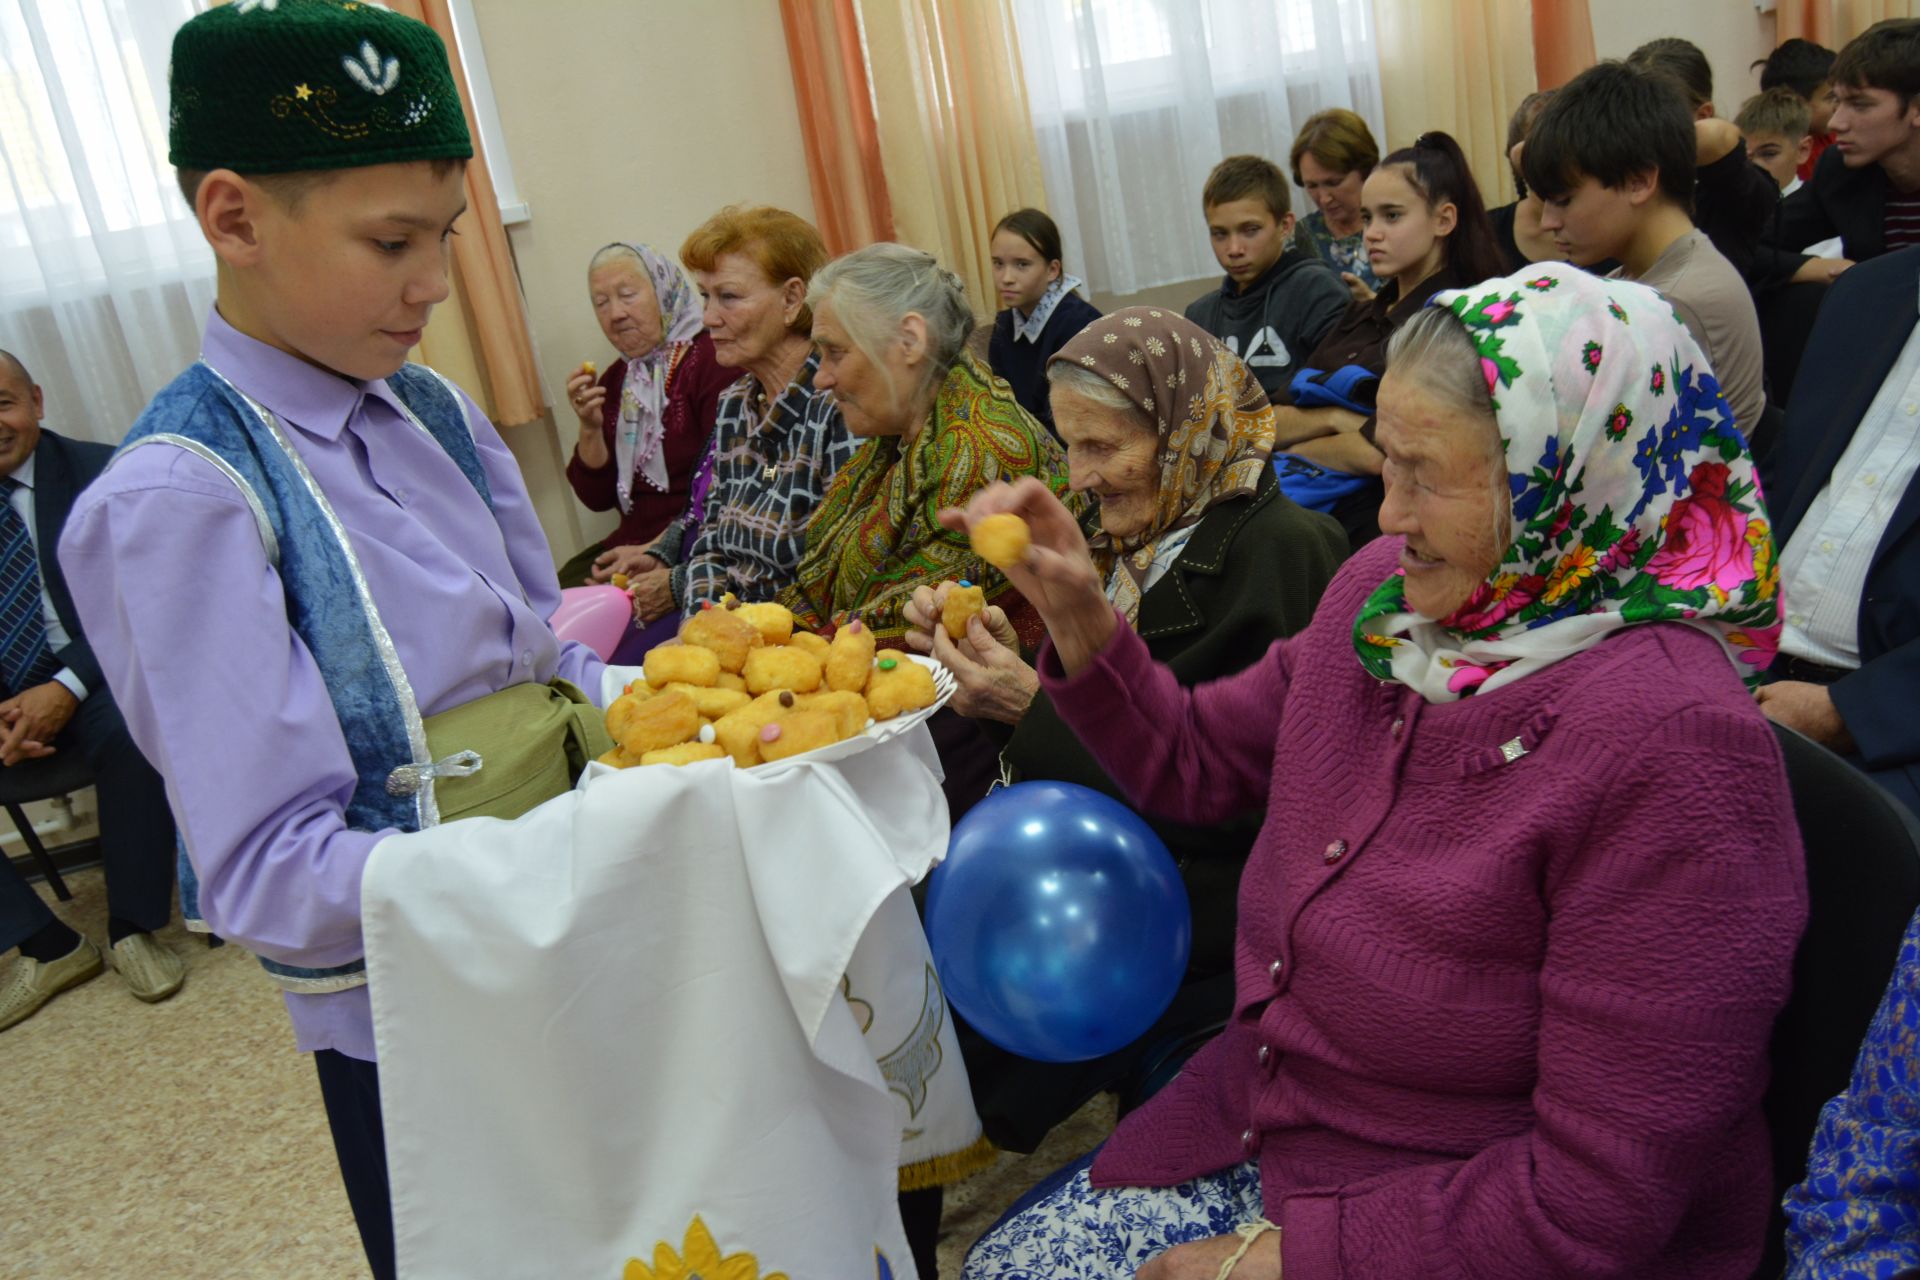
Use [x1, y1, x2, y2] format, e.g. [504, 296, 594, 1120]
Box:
[605, 692, 653, 746]
[680, 605, 762, 673]
[644, 644, 721, 689]
[733, 601, 796, 646]
[756, 709, 840, 762]
[715, 671, 748, 693]
[711, 691, 796, 767]
[804, 690, 871, 740]
[970, 512, 1031, 569]
[825, 618, 877, 693]
[639, 742, 728, 767]
[743, 645, 823, 695]
[664, 682, 751, 720]
[787, 631, 830, 660]
[866, 656, 938, 720]
[942, 581, 987, 640]
[595, 745, 641, 769]
[617, 689, 700, 755]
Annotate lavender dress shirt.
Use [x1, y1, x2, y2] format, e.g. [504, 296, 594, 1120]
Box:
[58, 311, 605, 1061]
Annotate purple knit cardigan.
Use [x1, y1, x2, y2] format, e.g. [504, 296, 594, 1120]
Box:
[1040, 538, 1809, 1279]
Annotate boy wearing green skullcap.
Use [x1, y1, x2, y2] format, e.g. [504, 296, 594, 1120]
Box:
[56, 5, 620, 1276]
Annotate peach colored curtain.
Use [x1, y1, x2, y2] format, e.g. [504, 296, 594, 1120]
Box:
[1533, 0, 1596, 91]
[1778, 0, 1920, 45]
[860, 0, 1049, 317]
[780, 0, 896, 254]
[1371, 0, 1538, 205]
[385, 0, 545, 427]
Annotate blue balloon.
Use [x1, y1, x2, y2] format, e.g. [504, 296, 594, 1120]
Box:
[925, 781, 1190, 1064]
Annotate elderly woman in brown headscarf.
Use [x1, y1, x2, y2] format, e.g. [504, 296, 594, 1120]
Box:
[904, 307, 1348, 1153]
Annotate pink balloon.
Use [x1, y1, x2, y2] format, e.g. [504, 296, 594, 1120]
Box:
[550, 585, 633, 661]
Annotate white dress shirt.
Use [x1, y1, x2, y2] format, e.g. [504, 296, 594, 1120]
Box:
[6, 454, 86, 701]
[1778, 303, 1920, 669]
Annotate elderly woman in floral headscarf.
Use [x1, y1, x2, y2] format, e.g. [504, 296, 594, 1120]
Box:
[904, 308, 1347, 1152]
[958, 264, 1807, 1280]
[558, 241, 732, 590]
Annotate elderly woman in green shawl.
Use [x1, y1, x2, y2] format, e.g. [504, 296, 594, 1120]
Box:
[778, 243, 1077, 649]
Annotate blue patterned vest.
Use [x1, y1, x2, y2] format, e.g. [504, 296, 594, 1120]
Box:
[114, 361, 492, 991]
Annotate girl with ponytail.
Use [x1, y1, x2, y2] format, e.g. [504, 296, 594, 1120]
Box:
[1268, 130, 1504, 546]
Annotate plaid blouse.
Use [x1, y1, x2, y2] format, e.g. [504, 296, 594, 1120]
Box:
[655, 352, 855, 611]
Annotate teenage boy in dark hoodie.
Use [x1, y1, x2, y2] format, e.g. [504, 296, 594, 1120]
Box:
[1184, 155, 1349, 402]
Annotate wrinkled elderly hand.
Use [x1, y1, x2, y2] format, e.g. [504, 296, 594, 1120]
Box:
[565, 368, 607, 432]
[905, 582, 1037, 725]
[591, 543, 662, 584]
[626, 568, 675, 625]
[1756, 679, 1856, 753]
[1134, 1230, 1281, 1280]
[938, 479, 1113, 677]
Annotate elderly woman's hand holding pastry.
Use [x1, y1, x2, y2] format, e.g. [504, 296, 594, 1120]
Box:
[905, 580, 1038, 724]
[939, 479, 1113, 675]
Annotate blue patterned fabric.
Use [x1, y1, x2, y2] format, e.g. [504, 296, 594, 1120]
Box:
[1785, 906, 1920, 1277]
[962, 1159, 1264, 1278]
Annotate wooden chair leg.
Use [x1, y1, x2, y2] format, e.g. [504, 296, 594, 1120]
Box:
[7, 800, 70, 902]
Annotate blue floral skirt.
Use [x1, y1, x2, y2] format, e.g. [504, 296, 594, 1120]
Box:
[962, 1158, 1265, 1278]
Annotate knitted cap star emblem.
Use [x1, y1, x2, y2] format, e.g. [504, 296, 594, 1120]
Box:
[168, 0, 471, 174]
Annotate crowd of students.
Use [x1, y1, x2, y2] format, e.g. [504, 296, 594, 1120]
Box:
[8, 2, 1920, 1276]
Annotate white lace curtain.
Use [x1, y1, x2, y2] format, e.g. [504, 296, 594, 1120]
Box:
[0, 0, 214, 446]
[1011, 0, 1387, 297]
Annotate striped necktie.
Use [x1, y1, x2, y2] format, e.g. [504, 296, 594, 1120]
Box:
[0, 477, 59, 695]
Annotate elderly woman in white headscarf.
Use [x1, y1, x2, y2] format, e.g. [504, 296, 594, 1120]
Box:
[558, 241, 733, 590]
[959, 264, 1805, 1280]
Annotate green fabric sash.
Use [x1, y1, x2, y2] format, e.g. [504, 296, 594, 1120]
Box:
[422, 680, 612, 824]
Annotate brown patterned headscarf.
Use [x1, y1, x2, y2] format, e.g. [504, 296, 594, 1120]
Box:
[1050, 307, 1276, 623]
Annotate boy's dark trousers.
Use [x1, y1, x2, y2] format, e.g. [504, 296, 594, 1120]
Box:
[315, 1049, 397, 1280]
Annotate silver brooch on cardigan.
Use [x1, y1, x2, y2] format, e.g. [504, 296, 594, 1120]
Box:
[1498, 737, 1528, 764]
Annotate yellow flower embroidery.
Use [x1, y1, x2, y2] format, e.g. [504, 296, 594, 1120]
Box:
[1541, 544, 1597, 606]
[1102, 333, 1119, 344]
[1148, 309, 1164, 317]
[1145, 337, 1167, 356]
[624, 1216, 787, 1280]
[1747, 518, 1776, 601]
[1122, 315, 1143, 326]
[294, 83, 313, 100]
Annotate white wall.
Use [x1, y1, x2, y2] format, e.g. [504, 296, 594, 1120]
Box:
[465, 0, 816, 563]
[1589, 1, 1779, 119]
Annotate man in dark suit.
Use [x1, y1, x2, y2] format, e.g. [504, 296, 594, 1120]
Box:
[1759, 246, 1920, 816]
[0, 350, 181, 1030]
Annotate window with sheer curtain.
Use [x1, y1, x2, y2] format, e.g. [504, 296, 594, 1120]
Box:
[0, 0, 214, 445]
[0, 0, 524, 445]
[1011, 0, 1387, 297]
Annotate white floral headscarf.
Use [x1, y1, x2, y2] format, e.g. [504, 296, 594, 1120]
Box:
[603, 242, 704, 512]
[1354, 263, 1783, 702]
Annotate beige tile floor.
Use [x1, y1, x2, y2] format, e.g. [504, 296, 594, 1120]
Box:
[0, 866, 1112, 1279]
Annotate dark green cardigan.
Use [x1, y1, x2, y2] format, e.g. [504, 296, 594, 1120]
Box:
[992, 467, 1349, 976]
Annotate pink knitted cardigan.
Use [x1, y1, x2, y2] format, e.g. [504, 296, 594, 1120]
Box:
[1040, 538, 1809, 1279]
